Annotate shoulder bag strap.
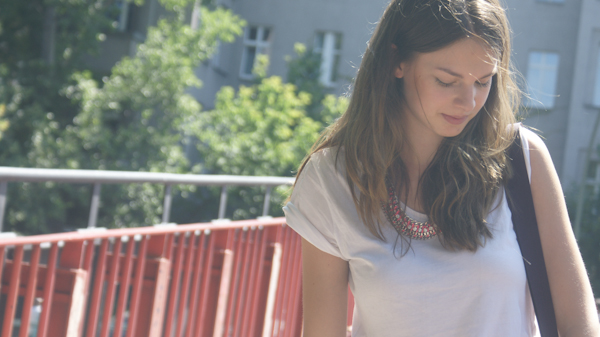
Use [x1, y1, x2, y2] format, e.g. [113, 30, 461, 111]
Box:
[506, 131, 559, 337]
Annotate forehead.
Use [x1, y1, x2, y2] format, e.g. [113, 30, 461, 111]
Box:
[414, 38, 498, 76]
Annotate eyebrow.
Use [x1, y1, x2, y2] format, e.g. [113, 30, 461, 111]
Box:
[436, 67, 495, 80]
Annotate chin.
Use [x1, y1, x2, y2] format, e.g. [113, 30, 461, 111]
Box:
[439, 127, 467, 138]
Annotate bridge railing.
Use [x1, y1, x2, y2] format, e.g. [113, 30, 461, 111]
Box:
[0, 217, 303, 337]
[0, 166, 295, 232]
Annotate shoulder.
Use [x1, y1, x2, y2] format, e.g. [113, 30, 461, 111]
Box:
[517, 125, 553, 176]
[507, 123, 550, 180]
[518, 125, 545, 152]
[296, 147, 347, 186]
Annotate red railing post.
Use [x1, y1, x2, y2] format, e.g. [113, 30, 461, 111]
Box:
[60, 241, 85, 269]
[113, 237, 136, 337]
[223, 228, 244, 336]
[2, 245, 24, 337]
[85, 239, 109, 337]
[19, 245, 41, 337]
[164, 232, 187, 337]
[261, 226, 284, 337]
[233, 228, 258, 336]
[184, 231, 207, 337]
[213, 228, 236, 337]
[284, 229, 302, 337]
[99, 238, 123, 337]
[193, 231, 217, 336]
[240, 228, 263, 334]
[174, 232, 197, 337]
[137, 234, 172, 337]
[0, 246, 5, 297]
[37, 243, 58, 337]
[125, 235, 148, 337]
[79, 239, 96, 337]
[59, 240, 89, 337]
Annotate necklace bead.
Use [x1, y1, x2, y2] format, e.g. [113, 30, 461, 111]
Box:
[382, 181, 439, 240]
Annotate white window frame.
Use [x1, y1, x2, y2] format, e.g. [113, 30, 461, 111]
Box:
[239, 26, 271, 79]
[593, 48, 600, 107]
[525, 51, 560, 109]
[314, 32, 342, 87]
[114, 0, 130, 32]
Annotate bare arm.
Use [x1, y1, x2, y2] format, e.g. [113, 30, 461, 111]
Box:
[527, 132, 600, 336]
[301, 238, 349, 337]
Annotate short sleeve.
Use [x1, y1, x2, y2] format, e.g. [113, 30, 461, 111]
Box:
[283, 151, 348, 260]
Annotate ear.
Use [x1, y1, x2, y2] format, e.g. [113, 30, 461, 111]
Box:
[391, 44, 404, 79]
[394, 63, 404, 79]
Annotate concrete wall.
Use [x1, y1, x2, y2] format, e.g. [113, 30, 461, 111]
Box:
[561, 0, 600, 189]
[504, 0, 582, 179]
[196, 0, 392, 108]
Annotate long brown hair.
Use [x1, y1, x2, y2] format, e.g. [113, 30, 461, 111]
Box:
[294, 0, 520, 251]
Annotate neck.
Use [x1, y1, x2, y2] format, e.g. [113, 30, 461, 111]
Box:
[397, 128, 443, 212]
[401, 130, 442, 174]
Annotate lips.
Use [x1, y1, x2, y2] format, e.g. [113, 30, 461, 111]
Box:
[442, 114, 468, 125]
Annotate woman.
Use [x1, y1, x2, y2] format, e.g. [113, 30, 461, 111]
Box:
[283, 0, 599, 336]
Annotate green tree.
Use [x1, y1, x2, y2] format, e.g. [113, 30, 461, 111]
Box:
[64, 5, 243, 227]
[0, 0, 117, 169]
[286, 43, 329, 121]
[0, 104, 9, 140]
[181, 54, 348, 220]
[0, 0, 134, 233]
[568, 178, 600, 296]
[0, 0, 244, 233]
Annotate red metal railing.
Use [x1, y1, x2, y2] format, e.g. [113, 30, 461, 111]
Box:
[0, 217, 303, 337]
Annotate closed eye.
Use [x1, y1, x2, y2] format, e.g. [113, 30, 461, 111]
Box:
[436, 78, 453, 87]
[476, 80, 491, 88]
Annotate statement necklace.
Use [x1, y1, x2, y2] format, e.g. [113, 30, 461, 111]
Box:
[382, 181, 439, 240]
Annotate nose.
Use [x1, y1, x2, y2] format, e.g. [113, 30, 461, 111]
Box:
[454, 85, 477, 112]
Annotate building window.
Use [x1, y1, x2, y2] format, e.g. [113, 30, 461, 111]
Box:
[536, 0, 565, 3]
[107, 0, 130, 32]
[314, 32, 342, 87]
[593, 49, 600, 107]
[240, 26, 271, 79]
[525, 51, 560, 109]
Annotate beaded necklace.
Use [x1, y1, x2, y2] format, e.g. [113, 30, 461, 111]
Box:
[382, 180, 439, 240]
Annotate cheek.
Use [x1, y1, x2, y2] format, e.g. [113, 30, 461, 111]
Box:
[475, 88, 492, 109]
[415, 80, 444, 104]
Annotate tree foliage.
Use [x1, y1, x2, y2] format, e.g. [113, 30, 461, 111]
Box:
[0, 0, 124, 233]
[0, 0, 244, 233]
[192, 77, 319, 177]
[181, 52, 348, 220]
[286, 43, 330, 121]
[568, 184, 600, 296]
[0, 0, 347, 232]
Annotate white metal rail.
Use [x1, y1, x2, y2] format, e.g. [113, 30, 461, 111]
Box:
[0, 167, 295, 232]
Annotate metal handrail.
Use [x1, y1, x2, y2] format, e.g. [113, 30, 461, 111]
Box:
[0, 166, 295, 232]
[0, 217, 287, 246]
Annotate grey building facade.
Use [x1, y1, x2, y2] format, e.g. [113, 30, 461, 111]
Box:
[97, 0, 600, 192]
[560, 0, 600, 191]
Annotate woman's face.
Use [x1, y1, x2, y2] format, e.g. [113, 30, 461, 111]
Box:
[395, 38, 497, 145]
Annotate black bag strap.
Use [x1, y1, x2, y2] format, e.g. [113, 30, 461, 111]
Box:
[506, 131, 558, 337]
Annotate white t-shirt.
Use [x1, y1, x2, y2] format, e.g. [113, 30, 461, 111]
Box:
[283, 128, 539, 337]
